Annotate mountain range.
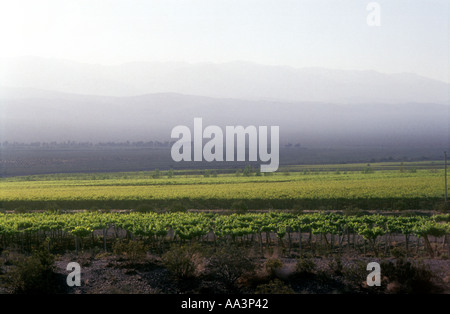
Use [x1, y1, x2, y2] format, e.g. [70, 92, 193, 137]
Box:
[1, 56, 449, 104]
[0, 57, 448, 147]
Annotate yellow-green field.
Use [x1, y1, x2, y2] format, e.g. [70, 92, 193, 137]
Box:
[0, 162, 448, 211]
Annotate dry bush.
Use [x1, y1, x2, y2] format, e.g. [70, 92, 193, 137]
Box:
[112, 239, 147, 263]
[207, 245, 256, 289]
[1, 242, 65, 294]
[161, 243, 204, 280]
[255, 278, 295, 294]
[264, 258, 283, 278]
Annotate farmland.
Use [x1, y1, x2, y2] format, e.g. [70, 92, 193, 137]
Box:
[0, 211, 449, 257]
[0, 161, 449, 294]
[0, 162, 447, 211]
[0, 208, 449, 294]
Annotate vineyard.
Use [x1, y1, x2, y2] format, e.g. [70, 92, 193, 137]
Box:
[0, 167, 448, 211]
[1, 211, 449, 258]
[0, 164, 449, 294]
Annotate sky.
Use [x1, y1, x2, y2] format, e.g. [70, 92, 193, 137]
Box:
[0, 0, 449, 83]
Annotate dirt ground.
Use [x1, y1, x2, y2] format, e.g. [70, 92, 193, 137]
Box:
[51, 251, 450, 295]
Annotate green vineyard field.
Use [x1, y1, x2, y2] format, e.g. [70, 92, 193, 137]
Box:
[0, 211, 448, 258]
[0, 165, 448, 211]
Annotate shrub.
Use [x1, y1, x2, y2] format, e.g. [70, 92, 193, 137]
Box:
[2, 242, 62, 294]
[264, 258, 283, 278]
[328, 256, 343, 276]
[341, 260, 369, 291]
[381, 258, 442, 294]
[207, 245, 256, 289]
[255, 279, 295, 294]
[161, 244, 203, 280]
[295, 255, 316, 275]
[243, 165, 253, 177]
[112, 239, 147, 262]
[390, 247, 407, 259]
[152, 169, 161, 179]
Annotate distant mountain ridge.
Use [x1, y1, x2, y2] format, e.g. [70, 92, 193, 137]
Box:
[0, 90, 448, 146]
[1, 57, 449, 104]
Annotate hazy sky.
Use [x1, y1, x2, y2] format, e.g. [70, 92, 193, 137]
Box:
[0, 0, 449, 82]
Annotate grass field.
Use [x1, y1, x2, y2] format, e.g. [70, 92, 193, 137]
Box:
[0, 161, 448, 211]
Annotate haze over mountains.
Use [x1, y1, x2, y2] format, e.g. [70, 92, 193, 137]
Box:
[0, 57, 449, 148]
[1, 56, 450, 104]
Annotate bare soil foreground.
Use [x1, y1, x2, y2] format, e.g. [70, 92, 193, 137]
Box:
[45, 251, 449, 295]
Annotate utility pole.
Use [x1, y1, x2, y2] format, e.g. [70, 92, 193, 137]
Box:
[445, 151, 448, 203]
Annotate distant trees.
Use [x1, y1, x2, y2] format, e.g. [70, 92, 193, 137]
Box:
[0, 140, 174, 149]
[152, 169, 161, 179]
[243, 165, 253, 176]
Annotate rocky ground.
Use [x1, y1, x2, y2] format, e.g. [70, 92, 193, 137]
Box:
[50, 252, 450, 295]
